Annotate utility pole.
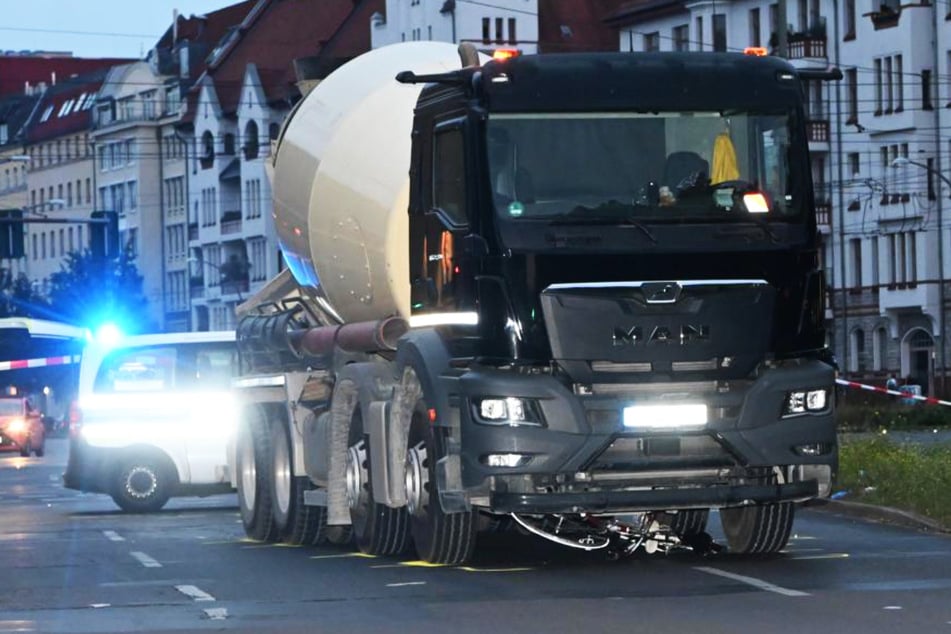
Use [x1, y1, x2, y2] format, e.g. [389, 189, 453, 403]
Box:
[776, 0, 788, 58]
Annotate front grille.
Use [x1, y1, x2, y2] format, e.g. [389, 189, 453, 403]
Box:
[587, 433, 736, 472]
[591, 381, 717, 396]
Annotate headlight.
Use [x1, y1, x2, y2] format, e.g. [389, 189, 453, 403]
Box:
[472, 397, 543, 426]
[784, 389, 829, 416]
[6, 419, 27, 434]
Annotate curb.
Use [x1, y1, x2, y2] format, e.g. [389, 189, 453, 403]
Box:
[808, 499, 949, 534]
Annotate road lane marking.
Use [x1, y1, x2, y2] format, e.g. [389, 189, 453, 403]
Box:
[386, 581, 426, 587]
[694, 566, 809, 597]
[130, 551, 162, 568]
[175, 585, 216, 602]
[89, 604, 110, 609]
[203, 608, 228, 620]
[310, 553, 376, 560]
[103, 530, 125, 542]
[459, 566, 535, 573]
[788, 553, 850, 561]
[883, 606, 903, 610]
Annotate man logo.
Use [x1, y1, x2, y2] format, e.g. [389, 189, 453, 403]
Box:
[613, 324, 710, 346]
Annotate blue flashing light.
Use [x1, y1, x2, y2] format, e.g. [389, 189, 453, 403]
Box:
[94, 323, 123, 348]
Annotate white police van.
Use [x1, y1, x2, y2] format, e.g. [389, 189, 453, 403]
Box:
[64, 331, 237, 512]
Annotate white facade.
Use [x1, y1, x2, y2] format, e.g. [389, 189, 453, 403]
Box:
[616, 0, 951, 394]
[371, 0, 539, 54]
[91, 61, 177, 331]
[188, 65, 284, 332]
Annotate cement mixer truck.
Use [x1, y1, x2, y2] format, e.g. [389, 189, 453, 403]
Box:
[230, 42, 838, 564]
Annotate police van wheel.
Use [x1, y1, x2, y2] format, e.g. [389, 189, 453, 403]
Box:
[112, 455, 172, 513]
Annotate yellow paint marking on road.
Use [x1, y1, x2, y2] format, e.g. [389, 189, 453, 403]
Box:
[459, 566, 535, 573]
[400, 560, 448, 568]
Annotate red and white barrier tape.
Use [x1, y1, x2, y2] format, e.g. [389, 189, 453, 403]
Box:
[0, 355, 81, 372]
[835, 378, 951, 407]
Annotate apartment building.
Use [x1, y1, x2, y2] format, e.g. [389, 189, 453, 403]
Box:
[21, 69, 106, 291]
[608, 0, 951, 397]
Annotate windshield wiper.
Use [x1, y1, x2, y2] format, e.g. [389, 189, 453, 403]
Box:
[549, 212, 658, 244]
[715, 218, 780, 244]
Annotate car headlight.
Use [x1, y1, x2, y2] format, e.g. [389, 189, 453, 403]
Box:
[783, 389, 829, 416]
[472, 397, 544, 426]
[6, 419, 27, 433]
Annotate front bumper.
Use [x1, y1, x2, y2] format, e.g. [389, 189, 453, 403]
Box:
[0, 430, 27, 451]
[450, 359, 836, 513]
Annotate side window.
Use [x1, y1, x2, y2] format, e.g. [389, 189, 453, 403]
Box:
[95, 346, 177, 393]
[178, 343, 236, 390]
[432, 127, 468, 226]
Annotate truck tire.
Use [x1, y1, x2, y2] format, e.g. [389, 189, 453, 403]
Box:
[236, 411, 279, 542]
[111, 454, 172, 513]
[403, 370, 475, 565]
[720, 502, 794, 555]
[270, 422, 327, 545]
[668, 509, 709, 537]
[345, 399, 409, 555]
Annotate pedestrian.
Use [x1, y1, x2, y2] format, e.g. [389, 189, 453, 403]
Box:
[886, 373, 898, 391]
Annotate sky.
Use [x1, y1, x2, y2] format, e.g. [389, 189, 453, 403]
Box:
[1, 1, 242, 59]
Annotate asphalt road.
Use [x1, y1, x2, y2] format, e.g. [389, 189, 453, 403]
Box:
[3, 439, 951, 634]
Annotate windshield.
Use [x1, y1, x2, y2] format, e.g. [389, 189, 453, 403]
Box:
[487, 111, 803, 223]
[0, 400, 24, 416]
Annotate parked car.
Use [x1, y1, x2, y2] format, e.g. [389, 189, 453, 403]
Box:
[63, 331, 237, 512]
[0, 396, 46, 457]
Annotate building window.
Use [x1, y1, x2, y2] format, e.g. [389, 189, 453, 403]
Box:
[495, 17, 503, 43]
[482, 17, 490, 43]
[850, 238, 862, 288]
[643, 32, 660, 51]
[243, 120, 259, 160]
[673, 24, 689, 51]
[508, 18, 516, 44]
[871, 236, 880, 290]
[846, 68, 858, 123]
[749, 8, 761, 47]
[922, 69, 933, 110]
[843, 0, 856, 38]
[885, 56, 893, 113]
[849, 152, 860, 175]
[696, 16, 703, 51]
[712, 14, 727, 52]
[895, 55, 903, 111]
[850, 329, 866, 373]
[874, 59, 883, 115]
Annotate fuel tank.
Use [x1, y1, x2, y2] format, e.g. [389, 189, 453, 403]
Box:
[272, 42, 466, 324]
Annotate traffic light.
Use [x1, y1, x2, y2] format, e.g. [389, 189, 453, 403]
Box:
[90, 210, 118, 258]
[0, 210, 25, 259]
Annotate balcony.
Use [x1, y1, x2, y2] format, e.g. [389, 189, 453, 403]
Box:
[221, 279, 249, 297]
[220, 210, 242, 235]
[787, 37, 827, 60]
[815, 199, 831, 228]
[806, 119, 830, 143]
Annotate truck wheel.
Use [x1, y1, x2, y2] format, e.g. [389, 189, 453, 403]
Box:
[346, 403, 409, 555]
[236, 412, 279, 542]
[720, 502, 794, 555]
[111, 455, 172, 513]
[668, 509, 709, 537]
[270, 422, 326, 545]
[404, 387, 475, 565]
[18, 439, 31, 457]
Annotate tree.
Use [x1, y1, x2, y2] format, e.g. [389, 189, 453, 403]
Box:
[46, 246, 154, 333]
[0, 270, 50, 319]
